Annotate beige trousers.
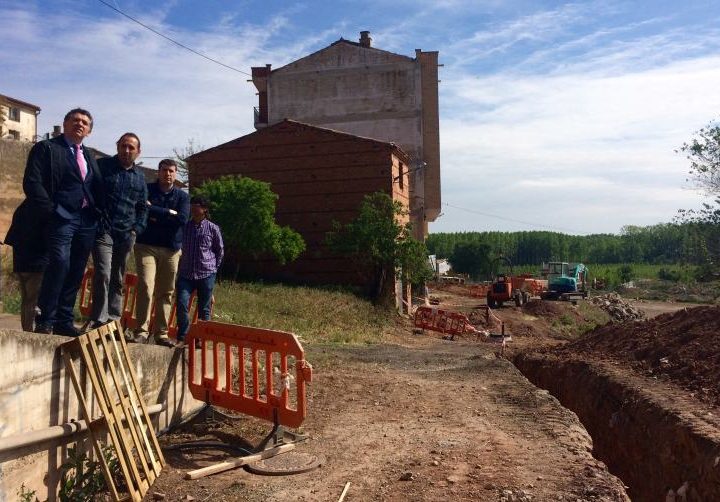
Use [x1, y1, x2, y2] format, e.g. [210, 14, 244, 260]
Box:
[134, 244, 181, 339]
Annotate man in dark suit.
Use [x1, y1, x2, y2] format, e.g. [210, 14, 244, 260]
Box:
[23, 108, 104, 336]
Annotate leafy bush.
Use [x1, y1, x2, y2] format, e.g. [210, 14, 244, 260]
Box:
[193, 175, 305, 275]
[618, 265, 635, 283]
[692, 263, 718, 282]
[657, 267, 681, 281]
[326, 192, 431, 300]
[17, 484, 38, 502]
[59, 446, 120, 502]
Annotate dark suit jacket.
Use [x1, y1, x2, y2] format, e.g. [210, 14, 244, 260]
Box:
[4, 199, 48, 273]
[21, 135, 104, 221]
[6, 136, 104, 266]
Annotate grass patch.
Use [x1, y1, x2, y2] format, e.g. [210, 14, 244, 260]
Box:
[0, 262, 21, 315]
[212, 281, 395, 345]
[550, 302, 611, 340]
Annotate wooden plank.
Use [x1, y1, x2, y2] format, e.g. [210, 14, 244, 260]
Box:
[63, 321, 169, 502]
[74, 335, 141, 502]
[95, 325, 156, 484]
[101, 323, 159, 471]
[185, 443, 296, 480]
[61, 344, 122, 501]
[82, 330, 148, 499]
[105, 322, 166, 470]
[337, 482, 351, 502]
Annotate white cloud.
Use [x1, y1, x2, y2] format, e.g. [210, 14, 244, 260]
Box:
[1, 3, 303, 159]
[4, 1, 719, 235]
[434, 34, 720, 234]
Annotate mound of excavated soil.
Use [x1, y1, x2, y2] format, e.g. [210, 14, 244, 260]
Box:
[521, 299, 564, 317]
[557, 305, 720, 407]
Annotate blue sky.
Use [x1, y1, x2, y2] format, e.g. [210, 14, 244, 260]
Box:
[4, 0, 720, 235]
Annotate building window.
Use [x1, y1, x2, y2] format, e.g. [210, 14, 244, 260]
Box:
[8, 107, 20, 121]
[398, 162, 405, 189]
[8, 130, 20, 140]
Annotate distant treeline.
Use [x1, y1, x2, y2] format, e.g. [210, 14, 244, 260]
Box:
[427, 222, 720, 266]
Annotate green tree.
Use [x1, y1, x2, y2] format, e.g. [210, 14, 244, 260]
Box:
[449, 241, 493, 280]
[325, 192, 431, 302]
[194, 175, 305, 277]
[678, 121, 720, 194]
[676, 121, 720, 271]
[618, 264, 634, 284]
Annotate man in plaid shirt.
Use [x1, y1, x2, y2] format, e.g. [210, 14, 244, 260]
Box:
[175, 196, 224, 344]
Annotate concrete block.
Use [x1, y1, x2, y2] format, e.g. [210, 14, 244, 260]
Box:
[0, 329, 203, 500]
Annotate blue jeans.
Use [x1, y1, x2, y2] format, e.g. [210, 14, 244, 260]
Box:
[36, 210, 96, 329]
[175, 274, 215, 341]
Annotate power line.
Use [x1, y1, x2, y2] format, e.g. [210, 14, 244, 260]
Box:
[441, 202, 585, 235]
[96, 0, 252, 76]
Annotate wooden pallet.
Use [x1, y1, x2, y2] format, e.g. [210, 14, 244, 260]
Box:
[62, 321, 165, 501]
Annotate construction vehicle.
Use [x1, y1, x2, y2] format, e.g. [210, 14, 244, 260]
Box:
[486, 258, 548, 308]
[487, 273, 549, 308]
[486, 273, 523, 308]
[540, 262, 588, 301]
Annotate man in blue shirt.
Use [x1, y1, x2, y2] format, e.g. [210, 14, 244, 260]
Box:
[133, 159, 189, 346]
[89, 133, 148, 328]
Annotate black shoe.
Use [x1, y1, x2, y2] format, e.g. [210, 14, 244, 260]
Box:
[87, 320, 108, 330]
[155, 337, 176, 348]
[124, 330, 148, 344]
[53, 324, 82, 337]
[34, 324, 53, 334]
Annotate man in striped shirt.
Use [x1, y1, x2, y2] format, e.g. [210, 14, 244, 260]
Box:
[175, 196, 224, 344]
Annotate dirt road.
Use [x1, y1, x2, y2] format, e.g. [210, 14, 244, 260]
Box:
[151, 298, 631, 501]
[144, 286, 720, 501]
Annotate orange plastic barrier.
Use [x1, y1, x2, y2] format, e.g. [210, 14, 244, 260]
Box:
[78, 268, 95, 318]
[414, 306, 479, 339]
[187, 321, 312, 429]
[81, 268, 211, 337]
[119, 273, 140, 330]
[80, 268, 139, 328]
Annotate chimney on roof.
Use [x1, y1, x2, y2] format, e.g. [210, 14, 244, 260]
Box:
[359, 31, 372, 48]
[52, 125, 61, 138]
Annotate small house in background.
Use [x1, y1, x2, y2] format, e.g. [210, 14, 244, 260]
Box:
[0, 94, 40, 142]
[187, 119, 411, 306]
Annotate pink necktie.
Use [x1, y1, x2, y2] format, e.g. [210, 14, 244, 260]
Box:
[75, 144, 87, 180]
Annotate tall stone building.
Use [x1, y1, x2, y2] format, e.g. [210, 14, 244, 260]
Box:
[251, 31, 440, 238]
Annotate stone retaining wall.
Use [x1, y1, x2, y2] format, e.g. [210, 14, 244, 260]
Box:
[0, 329, 203, 501]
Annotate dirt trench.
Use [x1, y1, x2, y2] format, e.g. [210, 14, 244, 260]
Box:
[514, 353, 720, 501]
[449, 288, 720, 501]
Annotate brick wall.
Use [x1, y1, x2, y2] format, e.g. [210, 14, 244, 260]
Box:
[189, 120, 410, 287]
